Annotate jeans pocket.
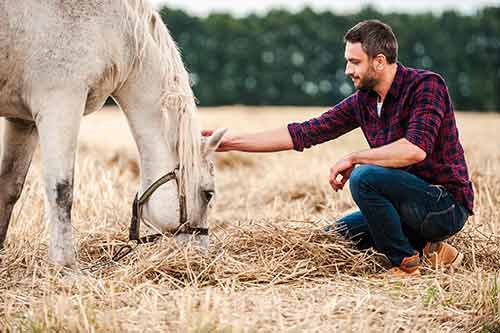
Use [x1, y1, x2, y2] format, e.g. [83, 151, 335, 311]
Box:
[426, 185, 449, 202]
[420, 203, 458, 241]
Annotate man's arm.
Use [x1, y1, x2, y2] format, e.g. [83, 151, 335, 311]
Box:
[288, 94, 360, 152]
[329, 139, 426, 191]
[203, 93, 360, 153]
[203, 127, 294, 152]
[347, 138, 426, 167]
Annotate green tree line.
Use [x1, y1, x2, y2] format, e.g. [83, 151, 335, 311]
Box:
[158, 6, 500, 111]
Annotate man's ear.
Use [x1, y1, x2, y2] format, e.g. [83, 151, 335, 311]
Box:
[203, 128, 228, 156]
[374, 53, 386, 70]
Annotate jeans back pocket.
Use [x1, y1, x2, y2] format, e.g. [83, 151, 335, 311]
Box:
[420, 203, 465, 241]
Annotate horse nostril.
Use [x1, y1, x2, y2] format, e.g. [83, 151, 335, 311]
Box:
[203, 190, 215, 202]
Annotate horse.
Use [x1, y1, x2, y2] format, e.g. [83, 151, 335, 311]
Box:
[0, 0, 226, 267]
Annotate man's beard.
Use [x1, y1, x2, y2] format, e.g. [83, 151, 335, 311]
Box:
[353, 69, 378, 92]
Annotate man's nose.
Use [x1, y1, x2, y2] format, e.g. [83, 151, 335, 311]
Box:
[345, 64, 352, 76]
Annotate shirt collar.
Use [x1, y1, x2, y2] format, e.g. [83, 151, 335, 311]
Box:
[386, 62, 405, 100]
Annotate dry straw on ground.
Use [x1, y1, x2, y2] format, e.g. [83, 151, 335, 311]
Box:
[0, 107, 499, 332]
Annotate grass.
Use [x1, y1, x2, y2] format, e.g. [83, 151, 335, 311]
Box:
[0, 106, 499, 332]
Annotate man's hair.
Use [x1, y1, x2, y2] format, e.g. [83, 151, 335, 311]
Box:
[344, 20, 398, 64]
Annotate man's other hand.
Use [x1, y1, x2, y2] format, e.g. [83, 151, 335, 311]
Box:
[329, 157, 355, 192]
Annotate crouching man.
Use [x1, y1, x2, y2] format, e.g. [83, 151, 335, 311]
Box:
[204, 20, 473, 277]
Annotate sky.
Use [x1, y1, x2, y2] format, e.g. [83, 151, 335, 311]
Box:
[149, 0, 499, 16]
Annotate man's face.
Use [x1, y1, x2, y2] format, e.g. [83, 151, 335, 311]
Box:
[344, 42, 378, 91]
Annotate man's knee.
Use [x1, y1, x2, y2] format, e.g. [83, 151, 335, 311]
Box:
[335, 218, 374, 250]
[349, 164, 387, 197]
[335, 211, 368, 236]
[334, 220, 350, 238]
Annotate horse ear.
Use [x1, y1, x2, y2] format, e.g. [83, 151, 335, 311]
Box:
[203, 128, 228, 156]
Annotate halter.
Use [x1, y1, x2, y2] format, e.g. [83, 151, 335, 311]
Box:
[128, 167, 208, 244]
[87, 167, 208, 270]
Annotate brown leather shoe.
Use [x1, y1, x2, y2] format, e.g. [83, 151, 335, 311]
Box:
[379, 252, 421, 278]
[423, 241, 463, 269]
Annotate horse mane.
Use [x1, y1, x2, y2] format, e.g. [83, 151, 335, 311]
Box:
[124, 0, 202, 208]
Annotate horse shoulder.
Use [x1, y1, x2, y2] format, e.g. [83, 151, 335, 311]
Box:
[0, 1, 132, 118]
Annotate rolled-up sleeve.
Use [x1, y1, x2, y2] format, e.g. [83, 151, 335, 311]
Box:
[405, 76, 446, 156]
[287, 94, 360, 151]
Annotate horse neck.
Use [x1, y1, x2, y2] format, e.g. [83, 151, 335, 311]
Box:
[116, 3, 201, 199]
[113, 72, 178, 196]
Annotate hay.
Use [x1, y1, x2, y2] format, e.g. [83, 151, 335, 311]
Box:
[0, 109, 499, 331]
[78, 220, 386, 288]
[451, 227, 500, 271]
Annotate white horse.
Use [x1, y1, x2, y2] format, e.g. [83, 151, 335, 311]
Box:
[0, 0, 225, 267]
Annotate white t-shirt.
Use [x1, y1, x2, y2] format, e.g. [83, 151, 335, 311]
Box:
[377, 102, 383, 117]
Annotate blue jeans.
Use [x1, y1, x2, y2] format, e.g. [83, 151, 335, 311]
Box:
[336, 165, 469, 266]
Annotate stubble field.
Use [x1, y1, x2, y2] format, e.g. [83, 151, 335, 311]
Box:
[0, 106, 499, 332]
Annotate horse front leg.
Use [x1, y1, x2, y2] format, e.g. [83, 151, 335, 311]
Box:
[0, 118, 38, 249]
[34, 91, 85, 267]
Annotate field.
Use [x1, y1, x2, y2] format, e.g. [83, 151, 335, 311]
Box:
[1, 106, 499, 332]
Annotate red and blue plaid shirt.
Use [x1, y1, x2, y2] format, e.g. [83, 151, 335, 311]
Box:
[288, 63, 474, 213]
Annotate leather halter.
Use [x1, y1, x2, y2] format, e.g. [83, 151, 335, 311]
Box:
[128, 167, 208, 244]
[83, 168, 210, 269]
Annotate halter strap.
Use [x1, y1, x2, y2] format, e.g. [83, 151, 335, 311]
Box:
[129, 167, 208, 244]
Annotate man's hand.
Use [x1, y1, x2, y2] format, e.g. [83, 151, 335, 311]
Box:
[329, 156, 355, 192]
[202, 129, 233, 152]
[202, 127, 293, 153]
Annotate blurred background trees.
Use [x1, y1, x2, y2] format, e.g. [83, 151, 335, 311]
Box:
[158, 6, 500, 111]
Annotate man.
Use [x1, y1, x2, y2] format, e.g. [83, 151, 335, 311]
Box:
[204, 20, 473, 277]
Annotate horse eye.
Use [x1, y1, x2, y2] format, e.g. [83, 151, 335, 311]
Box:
[203, 190, 215, 202]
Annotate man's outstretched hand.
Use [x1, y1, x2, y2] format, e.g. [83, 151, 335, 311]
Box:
[202, 129, 232, 152]
[202, 127, 294, 153]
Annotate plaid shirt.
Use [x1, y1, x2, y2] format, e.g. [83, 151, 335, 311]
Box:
[288, 63, 474, 213]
